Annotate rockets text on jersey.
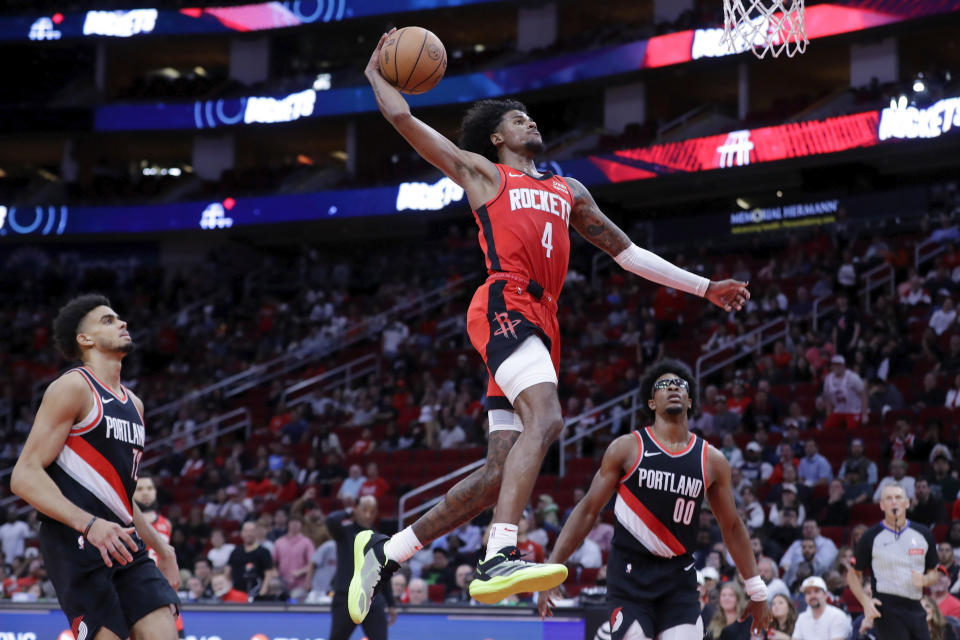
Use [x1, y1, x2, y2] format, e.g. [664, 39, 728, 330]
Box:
[46, 367, 147, 526]
[472, 164, 574, 299]
[613, 428, 709, 558]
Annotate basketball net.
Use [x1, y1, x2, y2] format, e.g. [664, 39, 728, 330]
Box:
[721, 0, 807, 59]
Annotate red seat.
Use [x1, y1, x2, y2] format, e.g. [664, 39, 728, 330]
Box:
[427, 584, 445, 603]
[850, 503, 882, 525]
[819, 526, 846, 547]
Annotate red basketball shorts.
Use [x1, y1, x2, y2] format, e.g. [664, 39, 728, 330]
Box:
[466, 275, 561, 412]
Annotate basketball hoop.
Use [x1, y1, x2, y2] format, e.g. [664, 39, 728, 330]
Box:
[721, 0, 807, 59]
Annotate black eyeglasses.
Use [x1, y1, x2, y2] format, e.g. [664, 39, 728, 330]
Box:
[652, 378, 690, 392]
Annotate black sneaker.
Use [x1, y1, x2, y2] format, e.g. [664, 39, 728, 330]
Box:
[347, 531, 399, 623]
[468, 546, 567, 604]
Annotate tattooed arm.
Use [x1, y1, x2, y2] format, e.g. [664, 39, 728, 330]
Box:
[566, 176, 750, 312]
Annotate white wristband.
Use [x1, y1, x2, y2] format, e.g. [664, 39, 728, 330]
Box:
[613, 243, 710, 297]
[744, 575, 768, 602]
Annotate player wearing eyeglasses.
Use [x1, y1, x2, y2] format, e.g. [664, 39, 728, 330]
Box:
[538, 359, 770, 640]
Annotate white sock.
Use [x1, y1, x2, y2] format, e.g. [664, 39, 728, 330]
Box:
[384, 526, 423, 563]
[484, 523, 518, 561]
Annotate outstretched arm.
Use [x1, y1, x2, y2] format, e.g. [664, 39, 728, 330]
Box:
[705, 445, 771, 635]
[364, 29, 498, 206]
[537, 434, 636, 618]
[566, 176, 749, 312]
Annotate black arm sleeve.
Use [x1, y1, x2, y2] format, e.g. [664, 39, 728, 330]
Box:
[853, 524, 880, 577]
[325, 510, 351, 541]
[920, 524, 939, 572]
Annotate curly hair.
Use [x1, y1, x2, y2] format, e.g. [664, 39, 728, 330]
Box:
[53, 293, 110, 361]
[459, 98, 528, 162]
[638, 357, 698, 418]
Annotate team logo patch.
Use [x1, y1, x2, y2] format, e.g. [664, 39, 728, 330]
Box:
[493, 312, 522, 339]
[909, 548, 925, 555]
[611, 607, 624, 633]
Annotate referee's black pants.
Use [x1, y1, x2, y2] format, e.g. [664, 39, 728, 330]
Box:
[330, 592, 388, 640]
[875, 594, 930, 640]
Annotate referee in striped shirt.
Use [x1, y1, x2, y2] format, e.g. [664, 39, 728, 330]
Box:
[847, 484, 939, 639]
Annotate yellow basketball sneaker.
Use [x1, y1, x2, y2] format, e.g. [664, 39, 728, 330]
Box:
[468, 546, 568, 605]
[347, 531, 398, 624]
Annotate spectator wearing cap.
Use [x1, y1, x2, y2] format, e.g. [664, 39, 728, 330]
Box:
[940, 542, 960, 587]
[797, 439, 833, 487]
[932, 567, 960, 618]
[768, 464, 811, 514]
[873, 459, 917, 502]
[792, 576, 852, 640]
[712, 393, 741, 436]
[928, 453, 960, 502]
[768, 507, 802, 558]
[701, 566, 720, 596]
[696, 570, 716, 630]
[839, 438, 879, 486]
[822, 354, 868, 429]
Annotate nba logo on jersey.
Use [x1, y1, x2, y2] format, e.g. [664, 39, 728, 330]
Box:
[77, 535, 84, 550]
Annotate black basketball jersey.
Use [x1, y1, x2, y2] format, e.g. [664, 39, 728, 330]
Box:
[45, 367, 145, 527]
[612, 427, 708, 558]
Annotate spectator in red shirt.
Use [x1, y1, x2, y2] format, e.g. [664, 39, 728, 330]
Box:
[348, 428, 376, 456]
[211, 569, 248, 603]
[273, 470, 299, 503]
[358, 463, 390, 499]
[931, 568, 960, 619]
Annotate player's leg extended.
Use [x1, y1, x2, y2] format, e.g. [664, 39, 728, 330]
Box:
[468, 379, 568, 604]
[347, 428, 518, 623]
[129, 606, 178, 640]
[406, 428, 518, 542]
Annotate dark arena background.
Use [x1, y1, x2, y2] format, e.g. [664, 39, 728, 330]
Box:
[2, 0, 960, 639]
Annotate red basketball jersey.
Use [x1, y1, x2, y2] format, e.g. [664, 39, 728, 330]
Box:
[147, 513, 172, 565]
[472, 164, 573, 298]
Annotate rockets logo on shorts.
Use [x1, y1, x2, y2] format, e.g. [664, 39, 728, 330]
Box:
[493, 312, 522, 339]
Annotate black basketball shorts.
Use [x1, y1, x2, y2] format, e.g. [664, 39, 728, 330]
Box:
[606, 547, 701, 639]
[38, 518, 180, 639]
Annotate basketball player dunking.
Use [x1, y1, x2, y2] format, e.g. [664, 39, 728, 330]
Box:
[539, 360, 771, 640]
[11, 294, 181, 640]
[349, 29, 751, 624]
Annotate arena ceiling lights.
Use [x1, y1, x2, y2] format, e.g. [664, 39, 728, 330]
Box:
[13, 0, 502, 42]
[93, 0, 960, 132]
[4, 96, 960, 238]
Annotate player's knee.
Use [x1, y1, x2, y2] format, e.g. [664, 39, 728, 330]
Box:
[529, 413, 564, 443]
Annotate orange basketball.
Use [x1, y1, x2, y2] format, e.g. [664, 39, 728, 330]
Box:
[379, 26, 447, 95]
